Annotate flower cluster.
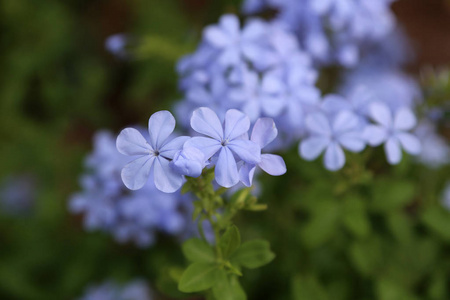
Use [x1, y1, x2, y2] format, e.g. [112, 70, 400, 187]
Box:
[116, 108, 286, 192]
[78, 279, 152, 300]
[176, 14, 319, 138]
[243, 0, 397, 67]
[69, 131, 191, 247]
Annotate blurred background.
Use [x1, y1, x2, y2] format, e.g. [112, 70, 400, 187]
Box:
[0, 0, 449, 299]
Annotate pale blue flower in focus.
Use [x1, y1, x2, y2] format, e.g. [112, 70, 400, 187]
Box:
[300, 111, 366, 170]
[185, 107, 261, 187]
[240, 118, 287, 186]
[364, 102, 421, 164]
[116, 111, 189, 192]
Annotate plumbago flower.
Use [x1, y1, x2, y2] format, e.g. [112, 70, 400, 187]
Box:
[176, 14, 319, 134]
[364, 102, 421, 164]
[78, 279, 152, 300]
[242, 0, 397, 67]
[300, 111, 366, 170]
[69, 130, 193, 247]
[116, 111, 188, 192]
[240, 118, 287, 186]
[185, 107, 261, 187]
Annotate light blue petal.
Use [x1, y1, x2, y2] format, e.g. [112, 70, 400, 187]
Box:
[160, 136, 190, 159]
[148, 111, 176, 149]
[121, 156, 155, 190]
[324, 142, 345, 171]
[191, 107, 224, 140]
[385, 137, 402, 164]
[300, 137, 329, 160]
[251, 118, 278, 148]
[394, 108, 417, 131]
[305, 113, 331, 135]
[153, 157, 183, 193]
[220, 14, 240, 37]
[321, 94, 351, 114]
[227, 139, 261, 164]
[261, 96, 286, 117]
[224, 109, 251, 140]
[338, 132, 366, 152]
[259, 154, 286, 176]
[239, 163, 256, 187]
[184, 137, 222, 159]
[397, 133, 421, 155]
[332, 111, 359, 133]
[204, 26, 229, 48]
[215, 147, 239, 188]
[116, 128, 152, 156]
[370, 102, 392, 128]
[363, 125, 387, 146]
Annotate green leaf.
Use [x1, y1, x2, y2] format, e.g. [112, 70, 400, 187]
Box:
[370, 180, 415, 212]
[342, 196, 370, 238]
[178, 262, 219, 293]
[219, 225, 241, 258]
[212, 270, 247, 300]
[182, 238, 215, 263]
[421, 206, 450, 241]
[231, 239, 275, 269]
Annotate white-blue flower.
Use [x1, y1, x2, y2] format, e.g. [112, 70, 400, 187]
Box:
[185, 107, 261, 188]
[299, 110, 366, 171]
[363, 102, 421, 164]
[116, 111, 189, 192]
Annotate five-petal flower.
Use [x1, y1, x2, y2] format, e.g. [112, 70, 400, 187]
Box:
[116, 111, 189, 192]
[300, 111, 366, 171]
[185, 107, 261, 187]
[363, 102, 421, 164]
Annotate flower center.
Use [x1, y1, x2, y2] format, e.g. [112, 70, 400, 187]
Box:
[151, 149, 160, 156]
[221, 139, 228, 146]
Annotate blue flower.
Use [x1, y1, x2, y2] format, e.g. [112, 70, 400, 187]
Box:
[69, 130, 193, 247]
[363, 102, 421, 164]
[78, 279, 152, 300]
[171, 147, 207, 178]
[242, 0, 397, 67]
[185, 107, 261, 187]
[240, 118, 287, 186]
[442, 182, 450, 211]
[415, 121, 450, 168]
[300, 111, 366, 170]
[116, 111, 189, 192]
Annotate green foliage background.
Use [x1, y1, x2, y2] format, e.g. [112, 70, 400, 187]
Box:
[0, 0, 449, 299]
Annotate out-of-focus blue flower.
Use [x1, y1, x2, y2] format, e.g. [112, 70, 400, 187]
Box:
[240, 118, 286, 186]
[176, 14, 319, 137]
[69, 131, 192, 248]
[0, 174, 36, 216]
[171, 147, 207, 178]
[300, 111, 366, 170]
[116, 111, 189, 192]
[442, 182, 450, 211]
[105, 34, 129, 58]
[415, 121, 449, 168]
[364, 102, 421, 164]
[78, 279, 152, 300]
[185, 107, 261, 188]
[242, 0, 397, 67]
[341, 64, 422, 112]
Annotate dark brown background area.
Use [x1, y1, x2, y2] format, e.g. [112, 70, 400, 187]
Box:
[394, 0, 450, 69]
